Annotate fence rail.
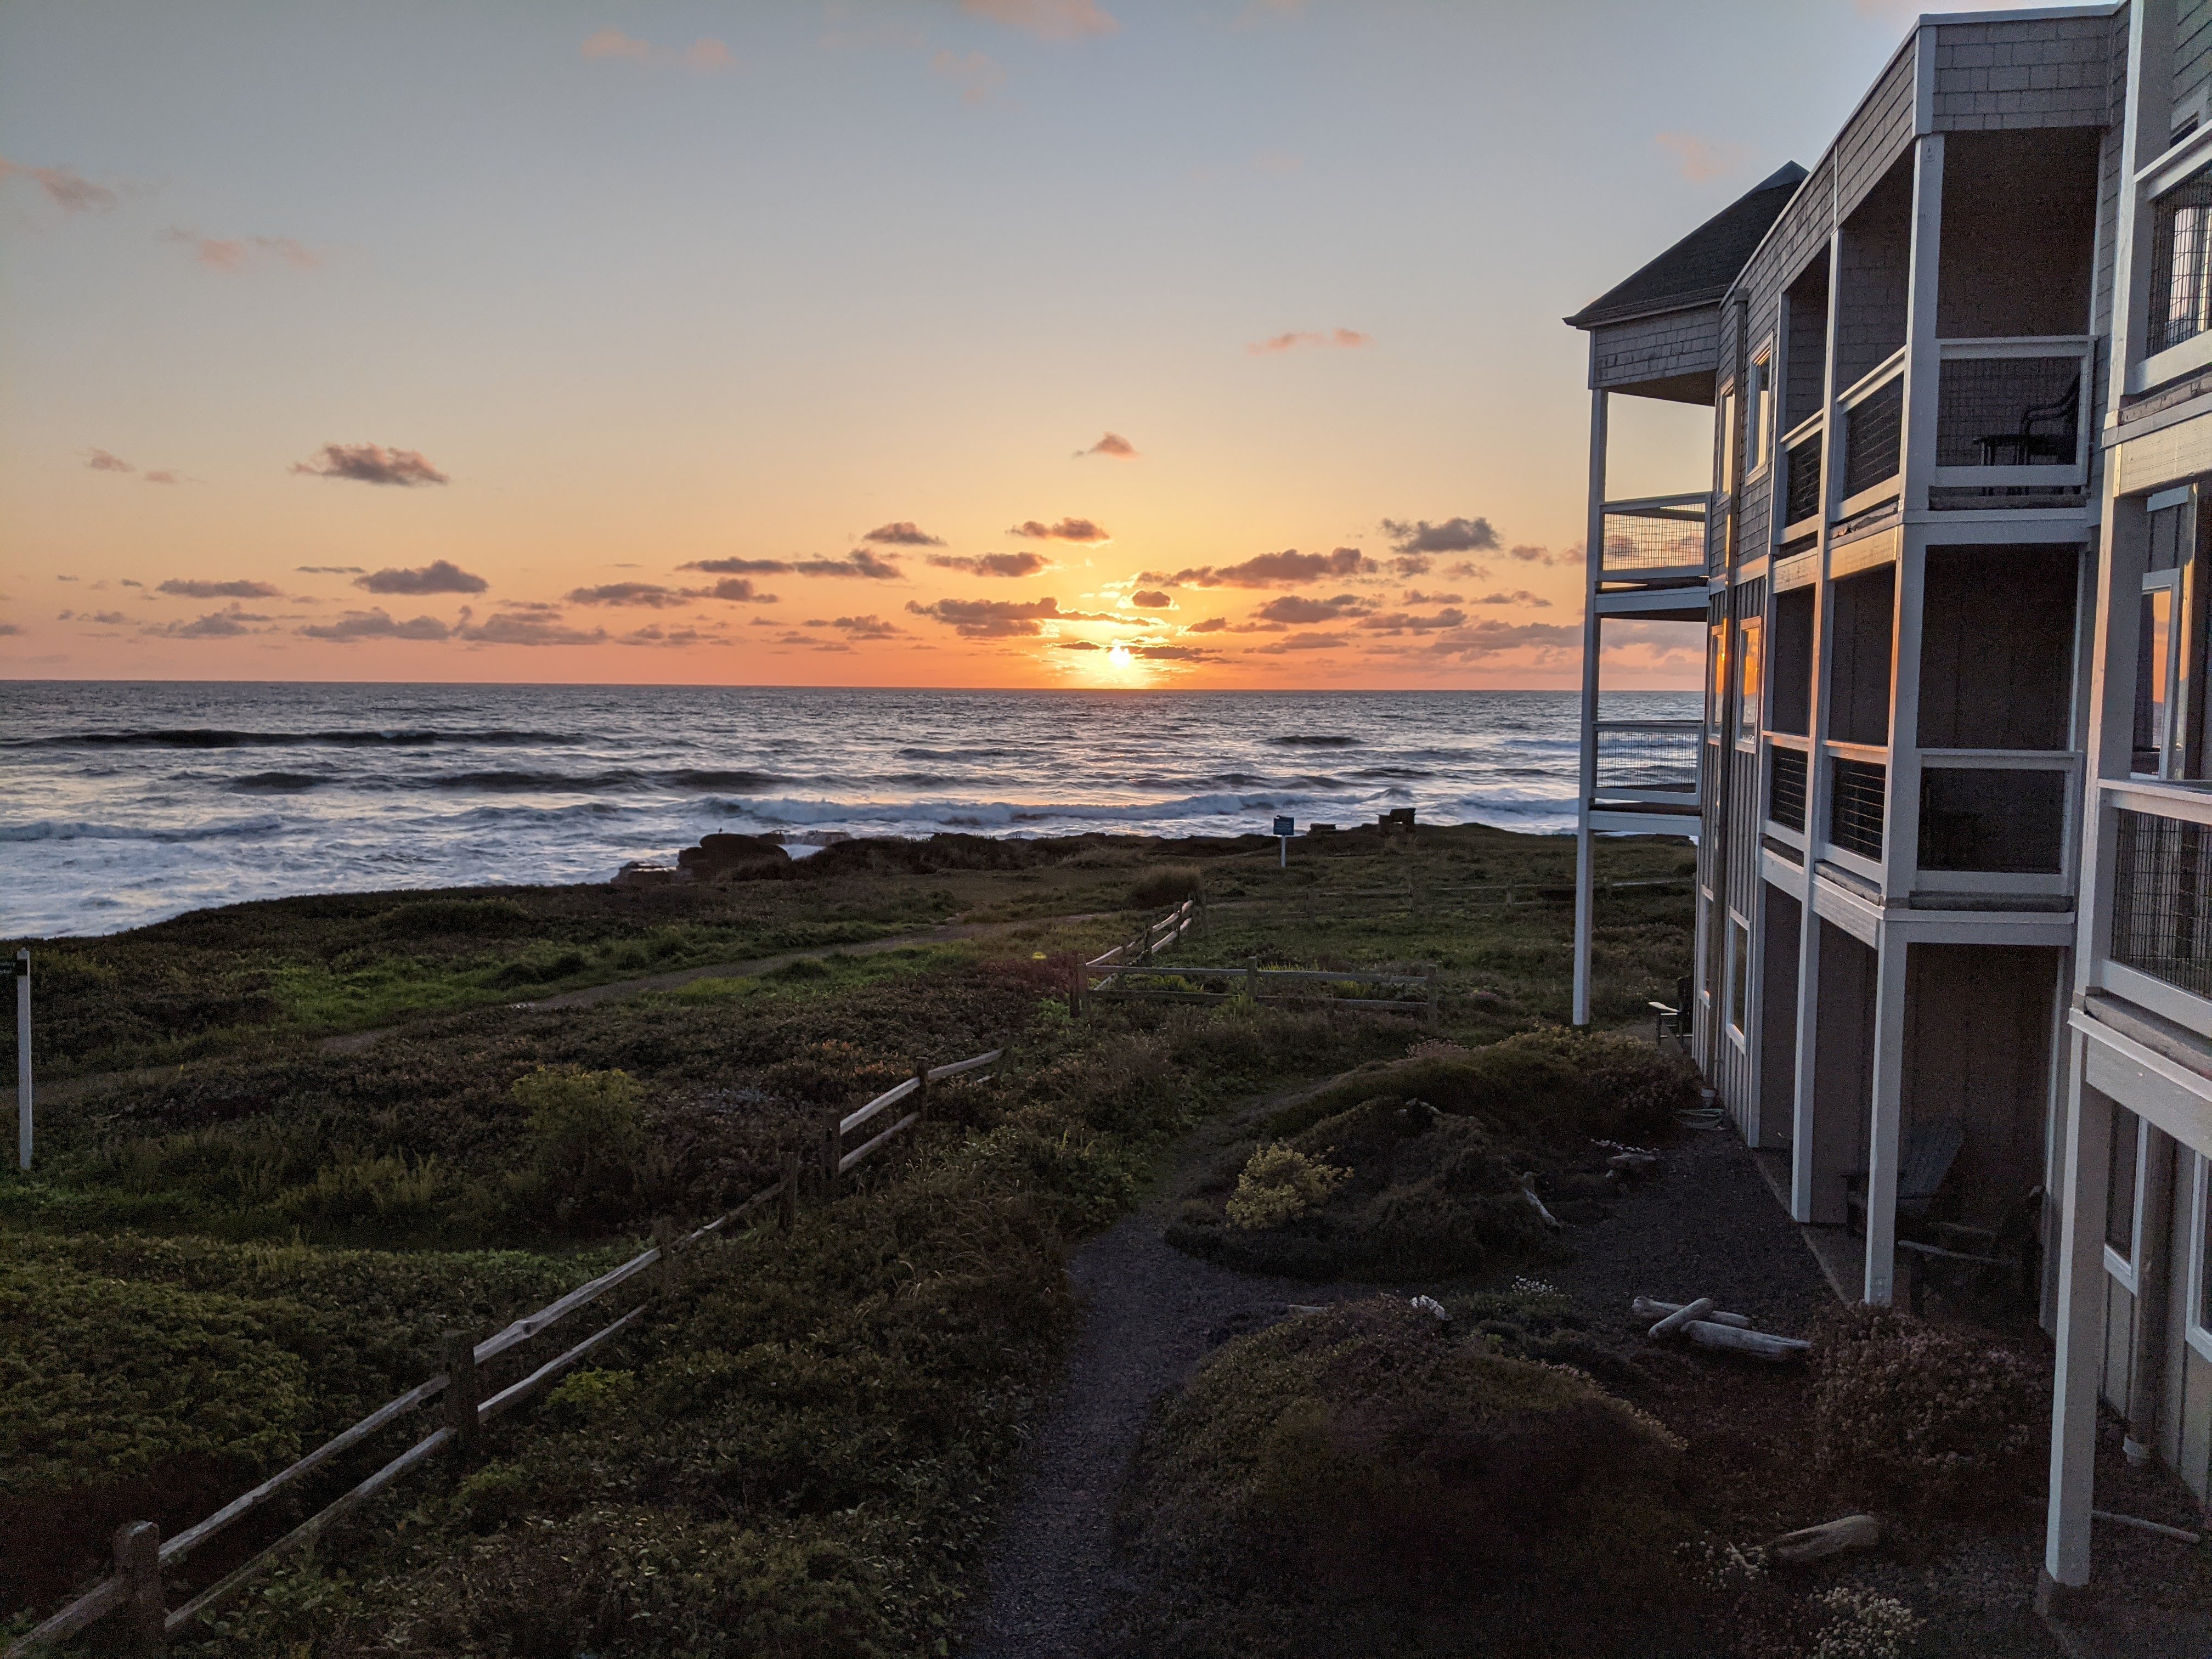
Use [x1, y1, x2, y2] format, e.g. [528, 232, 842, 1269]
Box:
[4, 1045, 1005, 1656]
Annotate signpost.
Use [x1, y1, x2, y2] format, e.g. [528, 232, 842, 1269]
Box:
[12, 950, 27, 1171]
[1272, 814, 1294, 868]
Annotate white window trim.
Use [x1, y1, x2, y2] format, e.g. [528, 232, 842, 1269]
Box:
[1726, 910, 1751, 1047]
[1746, 340, 1776, 483]
[2103, 1111, 2148, 1295]
[2187, 1154, 2212, 1364]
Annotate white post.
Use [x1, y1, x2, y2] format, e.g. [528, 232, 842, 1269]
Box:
[1862, 931, 1909, 1305]
[2041, 1046, 2113, 1603]
[1573, 376, 1609, 1028]
[14, 949, 27, 1173]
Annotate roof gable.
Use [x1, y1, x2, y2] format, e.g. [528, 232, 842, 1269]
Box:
[1565, 163, 1808, 330]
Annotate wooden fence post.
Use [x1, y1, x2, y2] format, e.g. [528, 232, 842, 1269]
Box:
[442, 1331, 479, 1448]
[650, 1217, 677, 1288]
[821, 1116, 841, 1187]
[1069, 957, 1084, 1017]
[1245, 957, 1260, 1003]
[115, 1520, 163, 1656]
[778, 1152, 799, 1232]
[913, 1059, 929, 1121]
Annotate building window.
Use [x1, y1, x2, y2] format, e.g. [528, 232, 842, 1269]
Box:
[1718, 384, 1740, 496]
[1727, 915, 1750, 1039]
[1707, 621, 1728, 734]
[1747, 345, 1774, 476]
[2151, 171, 2212, 357]
[1736, 615, 1764, 747]
[2106, 1103, 2142, 1262]
[2191, 1155, 2212, 1361]
[2135, 581, 2177, 777]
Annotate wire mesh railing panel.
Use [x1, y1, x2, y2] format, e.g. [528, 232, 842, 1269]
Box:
[1768, 747, 1808, 832]
[1934, 356, 2082, 469]
[2111, 808, 2212, 999]
[1842, 376, 1904, 500]
[1600, 505, 1707, 572]
[1829, 757, 1886, 860]
[2150, 171, 2212, 357]
[1785, 433, 1823, 526]
[1594, 723, 1701, 791]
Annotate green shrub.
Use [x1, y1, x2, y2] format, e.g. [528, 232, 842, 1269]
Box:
[1808, 1303, 2046, 1514]
[1226, 1144, 1347, 1230]
[509, 1066, 646, 1230]
[1129, 867, 1203, 908]
[1120, 1298, 1689, 1647]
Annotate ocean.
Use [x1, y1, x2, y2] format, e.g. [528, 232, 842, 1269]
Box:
[0, 682, 1696, 937]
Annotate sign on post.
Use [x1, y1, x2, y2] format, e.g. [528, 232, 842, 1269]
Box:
[1272, 815, 1294, 868]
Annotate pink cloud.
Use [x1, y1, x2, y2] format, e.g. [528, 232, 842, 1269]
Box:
[1249, 328, 1372, 356]
[1654, 131, 1750, 183]
[0, 157, 117, 212]
[581, 29, 737, 71]
[962, 0, 1118, 40]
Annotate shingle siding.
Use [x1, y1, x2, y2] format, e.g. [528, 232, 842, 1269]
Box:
[2178, 0, 2212, 122]
[1837, 44, 1917, 221]
[1931, 15, 2118, 131]
[1589, 306, 1719, 391]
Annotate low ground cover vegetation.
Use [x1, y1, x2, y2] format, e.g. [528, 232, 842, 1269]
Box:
[0, 825, 1697, 1652]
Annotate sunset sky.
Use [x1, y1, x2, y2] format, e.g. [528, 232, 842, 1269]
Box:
[0, 1, 2070, 690]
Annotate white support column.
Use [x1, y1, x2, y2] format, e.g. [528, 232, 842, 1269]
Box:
[2109, 0, 2175, 419]
[2041, 1044, 2114, 1600]
[1572, 377, 1609, 1029]
[1862, 932, 1910, 1305]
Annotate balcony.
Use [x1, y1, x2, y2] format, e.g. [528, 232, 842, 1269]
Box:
[2108, 796, 2212, 1001]
[1931, 338, 2089, 506]
[1838, 355, 1904, 514]
[1593, 720, 1701, 806]
[1781, 422, 1823, 536]
[1767, 743, 1808, 833]
[1829, 752, 1887, 862]
[1598, 495, 1708, 584]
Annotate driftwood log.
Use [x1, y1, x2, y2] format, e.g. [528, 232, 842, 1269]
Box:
[1632, 1296, 1752, 1330]
[2093, 1509, 2202, 1544]
[1647, 1296, 1715, 1339]
[1762, 1514, 1881, 1564]
[1683, 1321, 1809, 1362]
[1519, 1173, 1562, 1230]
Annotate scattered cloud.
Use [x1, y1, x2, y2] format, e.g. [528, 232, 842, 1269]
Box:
[1508, 543, 1562, 565]
[565, 582, 688, 608]
[1407, 618, 1579, 662]
[158, 578, 280, 599]
[291, 442, 448, 487]
[60, 610, 132, 625]
[299, 608, 452, 642]
[700, 577, 777, 603]
[162, 229, 321, 273]
[861, 521, 945, 546]
[1248, 328, 1371, 355]
[1128, 590, 1173, 608]
[1359, 608, 1468, 633]
[1654, 131, 1750, 183]
[801, 549, 904, 579]
[0, 622, 19, 636]
[142, 469, 179, 485]
[297, 565, 365, 575]
[1131, 643, 1215, 662]
[1144, 546, 1373, 589]
[1251, 631, 1350, 653]
[1079, 432, 1138, 459]
[1253, 592, 1370, 625]
[1476, 589, 1552, 608]
[682, 556, 791, 574]
[1401, 590, 1463, 606]
[928, 551, 1051, 577]
[903, 595, 1117, 637]
[1388, 556, 1431, 577]
[961, 0, 1118, 39]
[457, 611, 608, 647]
[1008, 516, 1109, 543]
[932, 48, 1008, 104]
[356, 560, 486, 596]
[581, 29, 737, 70]
[1184, 616, 1228, 634]
[1443, 561, 1491, 579]
[810, 614, 904, 639]
[0, 157, 117, 212]
[144, 605, 270, 639]
[1383, 516, 1498, 555]
[86, 448, 133, 472]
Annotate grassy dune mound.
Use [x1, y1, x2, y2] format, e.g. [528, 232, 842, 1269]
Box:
[1167, 1029, 1696, 1281]
[1119, 1297, 1691, 1656]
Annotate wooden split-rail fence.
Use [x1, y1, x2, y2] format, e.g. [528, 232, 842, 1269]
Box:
[5, 1047, 1003, 1657]
[1252, 873, 1697, 918]
[1071, 895, 1436, 1024]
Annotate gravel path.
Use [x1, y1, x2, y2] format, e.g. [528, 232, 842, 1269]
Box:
[958, 1084, 1363, 1659]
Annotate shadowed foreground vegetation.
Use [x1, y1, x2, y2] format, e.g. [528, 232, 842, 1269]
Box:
[0, 823, 1695, 1653]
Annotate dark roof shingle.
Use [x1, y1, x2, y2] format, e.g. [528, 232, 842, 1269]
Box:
[1565, 163, 1807, 330]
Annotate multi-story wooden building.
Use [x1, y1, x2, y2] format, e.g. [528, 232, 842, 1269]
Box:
[1567, 0, 2212, 1602]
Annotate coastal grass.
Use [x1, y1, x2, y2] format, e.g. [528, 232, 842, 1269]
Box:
[0, 823, 1694, 1651]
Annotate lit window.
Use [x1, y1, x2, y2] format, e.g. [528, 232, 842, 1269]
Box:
[1707, 622, 1728, 734]
[1747, 346, 1774, 475]
[1718, 386, 1740, 495]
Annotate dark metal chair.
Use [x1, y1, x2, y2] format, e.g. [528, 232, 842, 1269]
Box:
[1974, 388, 2079, 468]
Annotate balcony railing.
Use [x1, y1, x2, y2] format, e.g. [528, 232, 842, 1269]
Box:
[1768, 745, 1808, 832]
[1784, 428, 1823, 528]
[2111, 804, 2212, 999]
[1829, 755, 1886, 861]
[1931, 338, 2090, 499]
[1593, 720, 1701, 800]
[1841, 373, 1904, 505]
[1598, 495, 1708, 577]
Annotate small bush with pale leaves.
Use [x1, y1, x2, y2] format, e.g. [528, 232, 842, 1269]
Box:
[1225, 1142, 1349, 1230]
[1808, 1586, 1921, 1659]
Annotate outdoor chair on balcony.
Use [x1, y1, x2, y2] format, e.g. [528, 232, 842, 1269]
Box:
[1893, 1183, 2045, 1316]
[1648, 974, 1692, 1054]
[1844, 1115, 1963, 1238]
[1973, 389, 2079, 468]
